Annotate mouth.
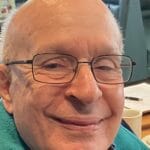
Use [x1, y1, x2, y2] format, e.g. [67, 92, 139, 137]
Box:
[50, 115, 104, 131]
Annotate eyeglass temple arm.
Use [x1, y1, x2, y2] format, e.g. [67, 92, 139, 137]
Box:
[5, 60, 33, 65]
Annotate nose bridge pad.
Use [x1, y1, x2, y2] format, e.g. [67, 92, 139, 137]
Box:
[74, 62, 96, 83]
[70, 63, 101, 104]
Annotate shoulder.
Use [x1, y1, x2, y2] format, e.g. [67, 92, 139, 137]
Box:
[114, 125, 149, 150]
[0, 100, 28, 150]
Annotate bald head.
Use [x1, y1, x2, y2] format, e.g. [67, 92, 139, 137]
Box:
[2, 0, 122, 63]
[0, 1, 124, 149]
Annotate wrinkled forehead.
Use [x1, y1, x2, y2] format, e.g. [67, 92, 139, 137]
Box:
[4, 0, 122, 61]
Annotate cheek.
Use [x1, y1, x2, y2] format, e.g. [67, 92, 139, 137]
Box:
[29, 84, 66, 111]
[10, 83, 66, 143]
[100, 84, 124, 115]
[9, 80, 65, 128]
[20, 85, 63, 112]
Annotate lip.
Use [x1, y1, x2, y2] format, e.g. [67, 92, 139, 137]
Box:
[50, 115, 104, 131]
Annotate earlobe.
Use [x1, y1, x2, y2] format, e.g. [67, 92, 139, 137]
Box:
[1, 94, 13, 114]
[0, 64, 13, 114]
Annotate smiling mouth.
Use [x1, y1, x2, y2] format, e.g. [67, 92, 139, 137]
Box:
[50, 116, 104, 131]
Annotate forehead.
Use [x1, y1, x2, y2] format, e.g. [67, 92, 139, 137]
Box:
[30, 28, 120, 58]
[10, 0, 122, 59]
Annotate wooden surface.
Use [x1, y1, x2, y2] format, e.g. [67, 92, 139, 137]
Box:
[142, 113, 150, 137]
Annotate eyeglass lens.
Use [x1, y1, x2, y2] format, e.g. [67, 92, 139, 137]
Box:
[32, 53, 133, 84]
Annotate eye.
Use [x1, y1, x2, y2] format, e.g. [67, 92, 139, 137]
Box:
[95, 65, 114, 71]
[93, 58, 117, 72]
[42, 58, 69, 70]
[44, 63, 64, 69]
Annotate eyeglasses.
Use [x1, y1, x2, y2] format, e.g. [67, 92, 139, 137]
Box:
[6, 53, 136, 84]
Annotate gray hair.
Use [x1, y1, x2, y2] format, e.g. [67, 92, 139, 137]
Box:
[0, 9, 18, 63]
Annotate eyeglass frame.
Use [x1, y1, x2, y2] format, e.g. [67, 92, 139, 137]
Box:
[5, 53, 136, 84]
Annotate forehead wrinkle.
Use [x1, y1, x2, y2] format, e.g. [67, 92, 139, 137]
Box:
[3, 0, 123, 62]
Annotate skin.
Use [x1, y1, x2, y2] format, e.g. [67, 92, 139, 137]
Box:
[0, 0, 124, 150]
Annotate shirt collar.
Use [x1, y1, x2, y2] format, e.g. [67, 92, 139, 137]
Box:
[108, 144, 116, 150]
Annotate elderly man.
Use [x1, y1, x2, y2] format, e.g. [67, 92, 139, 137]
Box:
[0, 0, 148, 149]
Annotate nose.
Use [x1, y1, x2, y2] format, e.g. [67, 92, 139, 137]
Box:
[65, 64, 102, 104]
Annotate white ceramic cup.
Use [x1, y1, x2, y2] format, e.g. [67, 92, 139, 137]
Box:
[122, 109, 142, 138]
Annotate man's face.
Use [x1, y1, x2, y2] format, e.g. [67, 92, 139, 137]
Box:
[6, 1, 124, 150]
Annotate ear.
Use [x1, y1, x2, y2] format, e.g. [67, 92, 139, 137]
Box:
[0, 64, 13, 114]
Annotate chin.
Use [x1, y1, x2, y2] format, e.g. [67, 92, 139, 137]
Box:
[42, 142, 109, 150]
[41, 133, 111, 150]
